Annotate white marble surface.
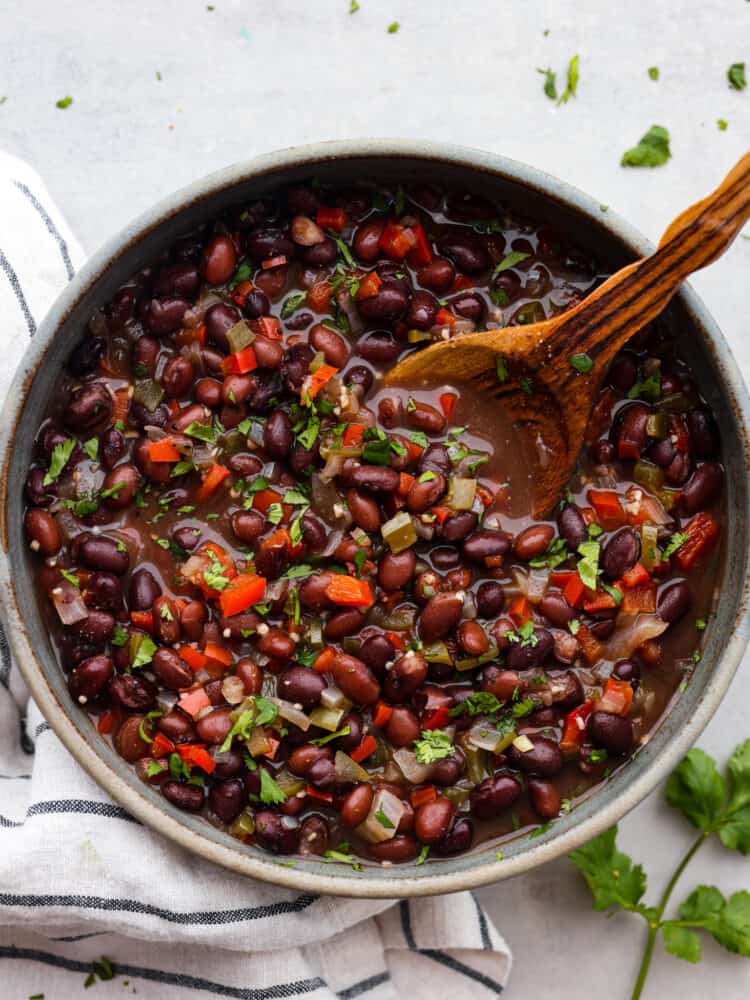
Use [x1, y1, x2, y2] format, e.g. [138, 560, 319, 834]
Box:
[2, 0, 750, 995]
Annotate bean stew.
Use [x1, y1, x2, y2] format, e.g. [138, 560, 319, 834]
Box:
[23, 178, 724, 866]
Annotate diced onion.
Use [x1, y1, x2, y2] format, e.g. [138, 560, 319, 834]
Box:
[600, 613, 669, 662]
[320, 685, 351, 711]
[308, 705, 345, 732]
[467, 721, 513, 753]
[222, 676, 246, 705]
[527, 569, 549, 604]
[392, 748, 434, 784]
[50, 583, 89, 625]
[270, 697, 311, 731]
[156, 690, 179, 713]
[334, 750, 370, 784]
[512, 734, 534, 752]
[356, 789, 405, 844]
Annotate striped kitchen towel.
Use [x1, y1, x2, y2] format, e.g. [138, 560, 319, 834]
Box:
[0, 150, 512, 998]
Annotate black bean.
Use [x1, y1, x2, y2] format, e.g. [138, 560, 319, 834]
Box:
[254, 811, 300, 854]
[613, 658, 641, 683]
[601, 527, 641, 580]
[208, 779, 245, 824]
[506, 736, 563, 776]
[84, 572, 123, 612]
[506, 628, 554, 670]
[434, 817, 474, 856]
[109, 673, 156, 711]
[462, 529, 511, 564]
[204, 303, 241, 352]
[75, 533, 130, 575]
[680, 462, 723, 515]
[436, 230, 490, 273]
[162, 780, 205, 812]
[476, 581, 505, 618]
[356, 330, 401, 364]
[263, 410, 293, 459]
[588, 711, 634, 755]
[657, 580, 692, 623]
[143, 297, 190, 336]
[557, 503, 587, 550]
[277, 666, 326, 709]
[128, 568, 161, 610]
[405, 290, 439, 330]
[63, 384, 112, 431]
[68, 337, 105, 376]
[470, 774, 522, 819]
[688, 407, 719, 458]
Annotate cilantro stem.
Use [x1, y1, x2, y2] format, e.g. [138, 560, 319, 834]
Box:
[630, 832, 708, 1000]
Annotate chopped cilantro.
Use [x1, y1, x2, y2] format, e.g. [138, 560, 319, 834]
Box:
[449, 691, 504, 719]
[131, 635, 157, 670]
[627, 373, 662, 402]
[56, 95, 73, 109]
[494, 251, 530, 275]
[43, 438, 75, 485]
[728, 62, 746, 91]
[111, 625, 128, 647]
[375, 808, 395, 829]
[414, 729, 454, 764]
[281, 291, 307, 318]
[621, 125, 671, 168]
[557, 54, 579, 105]
[349, 0, 360, 11]
[570, 352, 594, 374]
[417, 844, 431, 865]
[648, 66, 659, 81]
[717, 119, 728, 131]
[83, 438, 99, 461]
[495, 353, 509, 383]
[537, 67, 557, 100]
[60, 568, 80, 588]
[664, 531, 689, 559]
[520, 376, 534, 395]
[185, 421, 216, 443]
[311, 725, 351, 746]
[577, 539, 601, 590]
[387, 21, 400, 33]
[259, 769, 287, 805]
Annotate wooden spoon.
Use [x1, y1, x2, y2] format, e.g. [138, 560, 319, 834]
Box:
[385, 152, 750, 517]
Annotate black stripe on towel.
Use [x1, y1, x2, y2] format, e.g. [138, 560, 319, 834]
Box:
[398, 900, 504, 994]
[0, 246, 36, 335]
[0, 799, 138, 828]
[338, 971, 390, 999]
[13, 180, 75, 279]
[0, 945, 325, 999]
[0, 891, 319, 925]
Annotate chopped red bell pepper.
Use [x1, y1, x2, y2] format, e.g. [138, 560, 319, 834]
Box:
[178, 688, 211, 719]
[261, 254, 287, 270]
[550, 569, 576, 588]
[148, 437, 181, 463]
[450, 273, 475, 293]
[306, 281, 334, 312]
[203, 642, 233, 667]
[372, 701, 394, 729]
[112, 388, 130, 426]
[422, 706, 451, 730]
[306, 784, 334, 804]
[594, 677, 634, 716]
[398, 472, 415, 496]
[582, 589, 618, 613]
[231, 281, 254, 307]
[356, 271, 382, 300]
[343, 423, 366, 446]
[385, 631, 406, 651]
[621, 581, 656, 613]
[620, 562, 650, 589]
[325, 575, 373, 607]
[151, 731, 176, 758]
[179, 646, 208, 672]
[219, 573, 267, 617]
[576, 625, 603, 665]
[378, 222, 412, 259]
[312, 646, 336, 673]
[410, 785, 438, 809]
[176, 743, 216, 773]
[563, 573, 586, 609]
[435, 307, 457, 327]
[130, 610, 154, 632]
[316, 206, 347, 232]
[674, 511, 721, 571]
[588, 489, 626, 529]
[195, 463, 230, 502]
[439, 393, 457, 420]
[560, 701, 594, 753]
[350, 734, 378, 763]
[97, 710, 114, 735]
[250, 316, 282, 340]
[306, 364, 339, 400]
[221, 346, 257, 375]
[509, 595, 531, 626]
[407, 224, 433, 266]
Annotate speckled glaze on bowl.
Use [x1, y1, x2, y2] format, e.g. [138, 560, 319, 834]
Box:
[1, 140, 748, 897]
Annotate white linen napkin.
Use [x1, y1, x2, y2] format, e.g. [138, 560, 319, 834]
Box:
[0, 151, 512, 998]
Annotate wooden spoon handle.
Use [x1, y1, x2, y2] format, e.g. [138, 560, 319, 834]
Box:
[546, 151, 750, 375]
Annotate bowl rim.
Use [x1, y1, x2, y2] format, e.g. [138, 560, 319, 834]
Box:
[1, 138, 749, 898]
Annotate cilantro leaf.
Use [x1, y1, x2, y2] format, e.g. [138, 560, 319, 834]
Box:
[661, 923, 702, 963]
[719, 739, 750, 854]
[621, 125, 671, 168]
[259, 769, 287, 805]
[557, 54, 579, 105]
[414, 729, 454, 764]
[281, 291, 307, 319]
[648, 66, 660, 81]
[728, 62, 746, 91]
[44, 438, 75, 485]
[570, 352, 593, 374]
[83, 437, 99, 461]
[663, 532, 689, 559]
[568, 825, 650, 914]
[494, 252, 530, 275]
[627, 374, 662, 401]
[665, 748, 726, 833]
[131, 635, 157, 670]
[678, 885, 750, 957]
[576, 539, 600, 591]
[537, 67, 557, 100]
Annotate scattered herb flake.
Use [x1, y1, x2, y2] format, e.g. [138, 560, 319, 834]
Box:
[56, 96, 73, 109]
[570, 352, 594, 374]
[387, 21, 400, 33]
[537, 67, 558, 100]
[557, 54, 579, 105]
[495, 251, 530, 274]
[621, 125, 671, 168]
[648, 66, 660, 81]
[728, 62, 747, 91]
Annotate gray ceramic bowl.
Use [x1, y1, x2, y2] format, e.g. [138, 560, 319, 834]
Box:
[1, 140, 749, 897]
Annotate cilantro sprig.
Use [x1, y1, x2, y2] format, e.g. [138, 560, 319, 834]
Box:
[570, 741, 750, 999]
